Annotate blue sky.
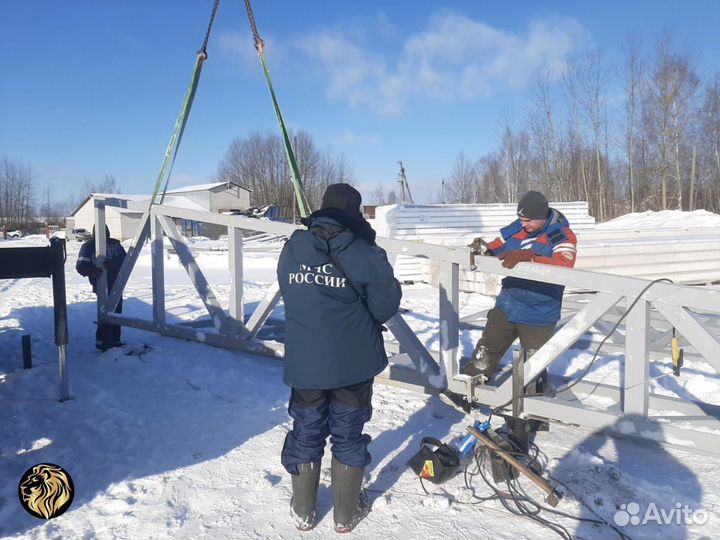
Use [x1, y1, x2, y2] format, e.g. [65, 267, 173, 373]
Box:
[2, 1, 719, 205]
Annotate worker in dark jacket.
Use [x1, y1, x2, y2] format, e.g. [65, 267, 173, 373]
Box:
[76, 225, 127, 351]
[464, 191, 577, 389]
[277, 183, 402, 533]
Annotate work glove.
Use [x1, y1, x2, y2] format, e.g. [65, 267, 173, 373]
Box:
[498, 249, 535, 269]
[88, 266, 103, 279]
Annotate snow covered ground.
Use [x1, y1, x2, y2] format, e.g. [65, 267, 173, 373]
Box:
[1, 221, 720, 539]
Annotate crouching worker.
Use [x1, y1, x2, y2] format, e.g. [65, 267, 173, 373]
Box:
[76, 225, 127, 351]
[463, 191, 577, 392]
[277, 183, 402, 532]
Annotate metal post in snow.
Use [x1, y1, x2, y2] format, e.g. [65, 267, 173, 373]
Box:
[151, 213, 166, 327]
[50, 237, 70, 401]
[438, 260, 460, 383]
[229, 224, 244, 332]
[623, 297, 650, 416]
[94, 198, 108, 314]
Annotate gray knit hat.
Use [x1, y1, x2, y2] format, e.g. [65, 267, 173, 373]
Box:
[516, 191, 549, 220]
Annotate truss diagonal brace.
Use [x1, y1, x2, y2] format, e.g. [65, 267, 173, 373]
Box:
[386, 313, 442, 386]
[495, 292, 623, 403]
[654, 302, 720, 373]
[103, 207, 151, 315]
[156, 214, 235, 335]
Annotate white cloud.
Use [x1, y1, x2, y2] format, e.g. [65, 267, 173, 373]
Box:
[339, 130, 379, 145]
[216, 30, 283, 70]
[298, 12, 586, 115]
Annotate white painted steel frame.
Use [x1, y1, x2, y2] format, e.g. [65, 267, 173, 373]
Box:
[92, 197, 720, 455]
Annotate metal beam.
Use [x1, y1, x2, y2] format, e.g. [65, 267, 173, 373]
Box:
[94, 198, 108, 311]
[151, 214, 165, 327]
[385, 313, 442, 386]
[228, 226, 244, 328]
[438, 261, 460, 381]
[504, 292, 623, 403]
[104, 208, 151, 314]
[524, 396, 720, 457]
[102, 312, 283, 358]
[471, 255, 720, 313]
[245, 281, 282, 339]
[654, 302, 720, 373]
[624, 298, 650, 416]
[157, 214, 230, 334]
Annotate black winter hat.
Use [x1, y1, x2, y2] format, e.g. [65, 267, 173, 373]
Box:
[321, 183, 362, 216]
[516, 191, 549, 220]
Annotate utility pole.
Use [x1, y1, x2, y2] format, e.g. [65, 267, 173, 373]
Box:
[441, 178, 445, 204]
[397, 161, 414, 204]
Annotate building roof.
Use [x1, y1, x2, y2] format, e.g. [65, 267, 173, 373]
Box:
[67, 181, 250, 218]
[68, 194, 149, 217]
[164, 181, 251, 194]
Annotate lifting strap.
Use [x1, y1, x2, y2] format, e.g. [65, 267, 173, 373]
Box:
[243, 0, 311, 218]
[149, 0, 221, 207]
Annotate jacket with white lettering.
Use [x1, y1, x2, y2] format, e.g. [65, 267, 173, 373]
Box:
[277, 210, 402, 389]
[486, 208, 577, 326]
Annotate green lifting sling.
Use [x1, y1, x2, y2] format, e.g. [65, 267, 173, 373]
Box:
[243, 0, 312, 218]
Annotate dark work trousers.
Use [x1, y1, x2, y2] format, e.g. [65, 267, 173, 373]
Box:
[281, 379, 373, 475]
[473, 307, 556, 381]
[96, 296, 123, 351]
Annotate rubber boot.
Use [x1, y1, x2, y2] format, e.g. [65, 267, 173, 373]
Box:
[331, 456, 369, 533]
[290, 461, 321, 531]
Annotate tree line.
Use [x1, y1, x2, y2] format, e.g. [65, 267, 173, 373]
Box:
[0, 159, 121, 232]
[216, 130, 353, 218]
[445, 32, 720, 221]
[0, 159, 36, 231]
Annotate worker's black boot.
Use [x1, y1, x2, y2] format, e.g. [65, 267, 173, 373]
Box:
[463, 344, 489, 382]
[290, 461, 321, 531]
[331, 456, 369, 533]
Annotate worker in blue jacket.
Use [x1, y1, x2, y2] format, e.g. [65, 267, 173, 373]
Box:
[277, 183, 402, 533]
[464, 190, 577, 388]
[76, 225, 127, 351]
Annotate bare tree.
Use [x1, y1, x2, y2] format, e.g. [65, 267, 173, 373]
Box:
[83, 174, 121, 195]
[623, 34, 642, 212]
[0, 159, 36, 230]
[643, 33, 699, 209]
[217, 130, 354, 217]
[499, 124, 531, 203]
[478, 155, 505, 203]
[528, 69, 566, 200]
[371, 183, 386, 205]
[445, 153, 479, 203]
[700, 75, 720, 211]
[579, 49, 609, 221]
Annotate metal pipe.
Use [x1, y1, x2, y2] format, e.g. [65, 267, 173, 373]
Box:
[58, 344, 69, 402]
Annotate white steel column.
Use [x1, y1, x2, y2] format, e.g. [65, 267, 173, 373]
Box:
[438, 261, 459, 382]
[624, 297, 650, 416]
[151, 214, 165, 327]
[94, 198, 108, 310]
[229, 225, 244, 327]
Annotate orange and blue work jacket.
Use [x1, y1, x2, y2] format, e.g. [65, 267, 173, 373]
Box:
[486, 208, 577, 325]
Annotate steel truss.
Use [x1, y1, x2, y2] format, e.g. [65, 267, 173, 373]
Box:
[93, 197, 720, 455]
